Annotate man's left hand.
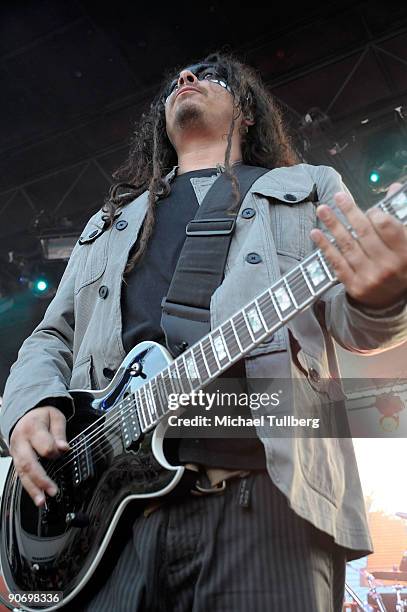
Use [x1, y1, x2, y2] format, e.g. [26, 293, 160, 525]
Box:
[310, 183, 407, 310]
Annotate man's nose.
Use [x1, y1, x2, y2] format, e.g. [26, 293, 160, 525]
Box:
[177, 70, 198, 88]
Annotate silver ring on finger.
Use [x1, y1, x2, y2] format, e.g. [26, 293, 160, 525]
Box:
[346, 224, 359, 241]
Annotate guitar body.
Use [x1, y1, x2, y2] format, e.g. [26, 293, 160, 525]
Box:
[0, 342, 184, 611]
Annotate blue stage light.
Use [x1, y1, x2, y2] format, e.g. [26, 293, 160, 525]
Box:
[369, 171, 380, 184]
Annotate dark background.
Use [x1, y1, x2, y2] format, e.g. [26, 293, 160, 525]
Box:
[0, 0, 407, 392]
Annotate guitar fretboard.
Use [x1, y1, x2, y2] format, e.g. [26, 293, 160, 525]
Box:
[118, 182, 407, 437]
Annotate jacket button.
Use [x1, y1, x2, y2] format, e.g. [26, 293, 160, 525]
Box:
[103, 367, 115, 380]
[116, 220, 128, 231]
[284, 193, 297, 202]
[241, 207, 256, 219]
[99, 285, 109, 299]
[246, 252, 262, 264]
[308, 368, 320, 383]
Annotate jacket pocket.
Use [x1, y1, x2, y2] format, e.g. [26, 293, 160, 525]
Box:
[290, 351, 345, 505]
[252, 168, 318, 260]
[297, 437, 344, 506]
[70, 355, 98, 390]
[296, 348, 345, 401]
[270, 200, 316, 260]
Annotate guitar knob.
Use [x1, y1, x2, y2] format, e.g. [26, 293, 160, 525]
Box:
[65, 512, 90, 527]
[129, 362, 146, 378]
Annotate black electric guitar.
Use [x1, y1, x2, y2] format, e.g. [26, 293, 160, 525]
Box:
[1, 183, 406, 610]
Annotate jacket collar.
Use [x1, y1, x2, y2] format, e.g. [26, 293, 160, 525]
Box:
[166, 162, 239, 184]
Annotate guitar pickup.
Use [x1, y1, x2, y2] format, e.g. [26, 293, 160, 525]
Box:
[120, 403, 141, 449]
[72, 434, 94, 486]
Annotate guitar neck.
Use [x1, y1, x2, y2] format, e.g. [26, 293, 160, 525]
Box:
[132, 182, 407, 432]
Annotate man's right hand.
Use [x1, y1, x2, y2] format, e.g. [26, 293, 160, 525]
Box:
[9, 406, 70, 507]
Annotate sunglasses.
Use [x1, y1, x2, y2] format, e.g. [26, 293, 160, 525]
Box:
[164, 63, 232, 103]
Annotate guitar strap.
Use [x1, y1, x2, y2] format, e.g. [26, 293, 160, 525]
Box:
[160, 164, 269, 357]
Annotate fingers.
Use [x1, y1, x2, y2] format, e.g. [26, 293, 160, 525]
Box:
[9, 406, 69, 507]
[11, 439, 58, 507]
[309, 226, 354, 287]
[326, 192, 394, 262]
[311, 189, 407, 308]
[30, 425, 62, 459]
[331, 187, 406, 256]
[311, 190, 376, 293]
[49, 408, 70, 451]
[366, 206, 407, 252]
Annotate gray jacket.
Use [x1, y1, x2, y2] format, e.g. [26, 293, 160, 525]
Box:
[2, 163, 407, 557]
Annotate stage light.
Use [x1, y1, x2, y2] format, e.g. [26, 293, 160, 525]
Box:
[368, 157, 406, 191]
[369, 171, 380, 184]
[30, 275, 54, 299]
[364, 126, 407, 192]
[35, 279, 48, 292]
[5, 251, 66, 302]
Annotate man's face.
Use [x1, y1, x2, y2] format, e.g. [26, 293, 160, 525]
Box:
[164, 62, 237, 144]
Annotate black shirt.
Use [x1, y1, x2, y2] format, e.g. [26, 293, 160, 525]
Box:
[122, 168, 210, 352]
[121, 168, 266, 470]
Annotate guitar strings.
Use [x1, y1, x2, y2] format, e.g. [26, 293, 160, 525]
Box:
[49, 273, 308, 460]
[51, 272, 316, 466]
[50, 272, 331, 477]
[49, 275, 322, 478]
[52, 193, 406, 470]
[49, 191, 407, 474]
[40, 194, 407, 477]
[47, 196, 407, 479]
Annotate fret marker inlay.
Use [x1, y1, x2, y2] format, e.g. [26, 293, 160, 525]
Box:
[306, 259, 326, 286]
[185, 355, 199, 380]
[274, 286, 291, 312]
[246, 306, 263, 333]
[213, 334, 227, 361]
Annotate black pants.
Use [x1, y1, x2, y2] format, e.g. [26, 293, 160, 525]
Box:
[83, 472, 346, 611]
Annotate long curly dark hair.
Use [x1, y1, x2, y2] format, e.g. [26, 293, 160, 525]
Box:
[104, 51, 299, 273]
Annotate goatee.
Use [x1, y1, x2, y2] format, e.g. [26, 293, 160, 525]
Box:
[174, 103, 204, 130]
